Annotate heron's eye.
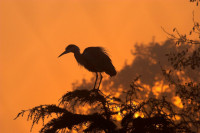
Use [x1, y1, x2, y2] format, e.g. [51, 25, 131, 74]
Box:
[66, 45, 75, 51]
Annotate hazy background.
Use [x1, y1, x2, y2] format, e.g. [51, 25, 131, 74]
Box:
[0, 0, 199, 132]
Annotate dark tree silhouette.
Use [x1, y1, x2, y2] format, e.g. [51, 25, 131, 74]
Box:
[190, 0, 200, 6]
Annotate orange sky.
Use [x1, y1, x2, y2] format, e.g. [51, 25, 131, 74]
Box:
[0, 0, 199, 132]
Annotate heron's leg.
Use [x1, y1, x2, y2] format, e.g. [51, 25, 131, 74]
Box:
[97, 73, 103, 90]
[93, 72, 98, 89]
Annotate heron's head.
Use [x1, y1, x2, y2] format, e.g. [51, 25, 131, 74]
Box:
[58, 44, 79, 58]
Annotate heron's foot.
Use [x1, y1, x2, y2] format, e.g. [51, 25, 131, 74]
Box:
[92, 88, 99, 90]
[92, 87, 100, 93]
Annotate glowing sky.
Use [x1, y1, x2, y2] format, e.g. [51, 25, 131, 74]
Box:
[0, 0, 199, 132]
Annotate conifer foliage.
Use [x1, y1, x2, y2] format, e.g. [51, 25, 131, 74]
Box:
[15, 76, 198, 132]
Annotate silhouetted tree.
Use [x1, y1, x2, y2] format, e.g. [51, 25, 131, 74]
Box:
[190, 0, 200, 6]
[15, 75, 197, 132]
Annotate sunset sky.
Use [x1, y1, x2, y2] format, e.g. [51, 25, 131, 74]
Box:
[0, 0, 199, 132]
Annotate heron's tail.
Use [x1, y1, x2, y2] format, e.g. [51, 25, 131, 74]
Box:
[106, 65, 117, 77]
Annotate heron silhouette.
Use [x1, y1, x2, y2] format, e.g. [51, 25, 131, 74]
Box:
[58, 44, 116, 89]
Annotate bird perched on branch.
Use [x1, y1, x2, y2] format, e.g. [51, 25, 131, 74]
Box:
[58, 44, 116, 89]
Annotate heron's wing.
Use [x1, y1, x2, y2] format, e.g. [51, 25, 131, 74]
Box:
[82, 47, 112, 71]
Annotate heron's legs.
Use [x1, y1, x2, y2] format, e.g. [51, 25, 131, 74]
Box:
[93, 72, 98, 89]
[97, 73, 103, 90]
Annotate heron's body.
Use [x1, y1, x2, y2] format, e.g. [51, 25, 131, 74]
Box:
[58, 44, 116, 89]
[75, 47, 116, 76]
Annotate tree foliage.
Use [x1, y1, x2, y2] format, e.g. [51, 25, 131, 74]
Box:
[190, 0, 200, 6]
[15, 74, 199, 132]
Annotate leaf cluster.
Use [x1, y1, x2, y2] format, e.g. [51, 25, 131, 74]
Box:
[190, 0, 200, 6]
[162, 11, 200, 70]
[161, 68, 200, 132]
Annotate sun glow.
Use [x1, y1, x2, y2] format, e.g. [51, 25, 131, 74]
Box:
[134, 112, 144, 118]
[152, 80, 169, 97]
[1, 0, 196, 132]
[173, 96, 183, 108]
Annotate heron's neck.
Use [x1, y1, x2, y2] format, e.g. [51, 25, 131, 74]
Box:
[73, 50, 85, 65]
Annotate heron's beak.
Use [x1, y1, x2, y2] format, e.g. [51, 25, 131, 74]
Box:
[58, 51, 68, 58]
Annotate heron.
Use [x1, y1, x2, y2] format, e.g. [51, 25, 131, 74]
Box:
[58, 44, 116, 89]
